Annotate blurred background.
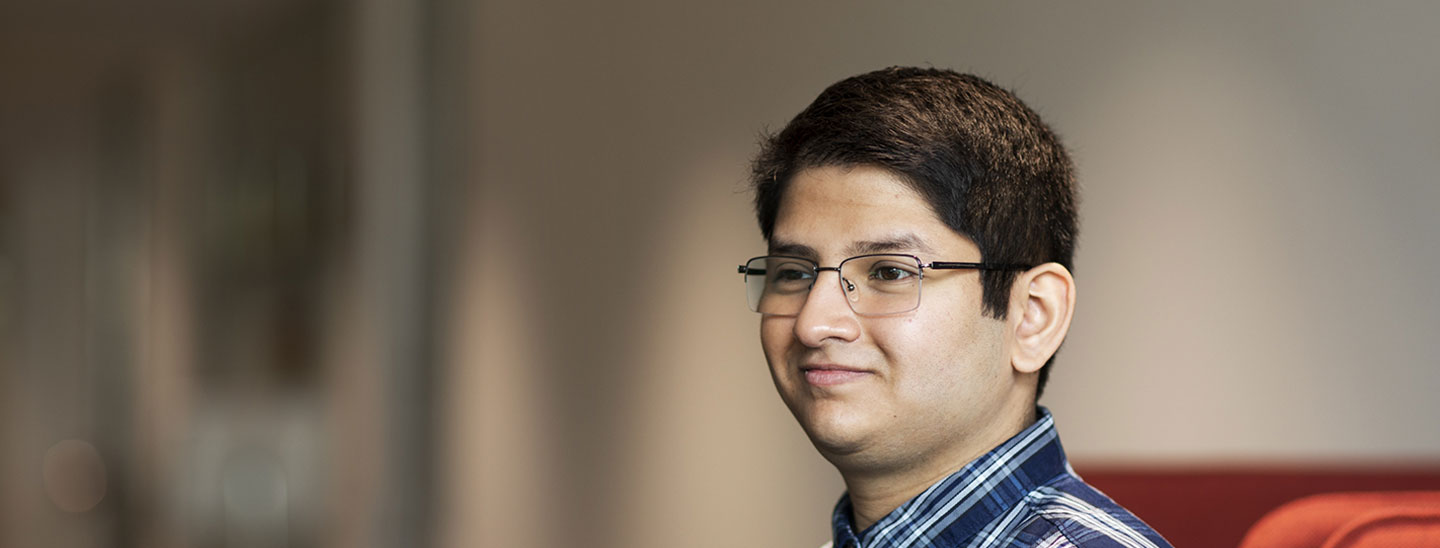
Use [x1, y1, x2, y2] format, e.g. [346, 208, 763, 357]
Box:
[3, 1, 1438, 547]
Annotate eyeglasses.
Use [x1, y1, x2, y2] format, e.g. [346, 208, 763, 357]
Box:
[737, 254, 1031, 316]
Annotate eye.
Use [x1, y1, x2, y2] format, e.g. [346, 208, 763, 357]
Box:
[773, 263, 813, 280]
[769, 261, 816, 290]
[776, 266, 811, 281]
[870, 263, 917, 282]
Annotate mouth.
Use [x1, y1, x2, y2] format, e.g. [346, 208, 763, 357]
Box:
[800, 364, 872, 387]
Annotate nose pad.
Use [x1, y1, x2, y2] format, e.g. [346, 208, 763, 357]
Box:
[842, 277, 859, 303]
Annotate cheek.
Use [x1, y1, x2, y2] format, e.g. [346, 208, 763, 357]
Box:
[876, 307, 998, 381]
[759, 317, 795, 361]
[873, 309, 961, 355]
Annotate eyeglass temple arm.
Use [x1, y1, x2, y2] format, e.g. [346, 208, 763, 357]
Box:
[927, 261, 1033, 271]
[738, 265, 764, 274]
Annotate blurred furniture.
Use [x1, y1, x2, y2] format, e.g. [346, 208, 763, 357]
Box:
[1238, 491, 1440, 548]
[1321, 508, 1440, 547]
[1079, 466, 1440, 548]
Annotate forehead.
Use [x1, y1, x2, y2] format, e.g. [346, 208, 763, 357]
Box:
[770, 165, 970, 257]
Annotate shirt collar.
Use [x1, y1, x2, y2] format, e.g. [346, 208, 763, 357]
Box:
[830, 407, 1069, 548]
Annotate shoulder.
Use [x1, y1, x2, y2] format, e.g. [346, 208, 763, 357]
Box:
[1016, 473, 1174, 548]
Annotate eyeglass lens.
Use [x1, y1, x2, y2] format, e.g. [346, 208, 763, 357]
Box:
[744, 255, 923, 316]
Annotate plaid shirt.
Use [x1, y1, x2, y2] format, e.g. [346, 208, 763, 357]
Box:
[827, 408, 1172, 548]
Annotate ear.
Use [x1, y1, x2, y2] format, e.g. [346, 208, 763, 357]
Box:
[1008, 263, 1076, 374]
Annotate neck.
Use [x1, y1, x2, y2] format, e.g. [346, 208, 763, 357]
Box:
[840, 405, 1037, 532]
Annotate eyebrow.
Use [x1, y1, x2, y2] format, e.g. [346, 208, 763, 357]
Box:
[767, 241, 818, 258]
[847, 234, 935, 256]
[767, 233, 935, 259]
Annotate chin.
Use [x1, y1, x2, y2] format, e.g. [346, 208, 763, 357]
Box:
[794, 403, 876, 459]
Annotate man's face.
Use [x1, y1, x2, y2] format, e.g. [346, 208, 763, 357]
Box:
[762, 165, 1022, 472]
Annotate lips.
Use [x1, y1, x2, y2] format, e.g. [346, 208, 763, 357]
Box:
[801, 364, 872, 386]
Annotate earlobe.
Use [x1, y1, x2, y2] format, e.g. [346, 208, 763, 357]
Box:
[1010, 263, 1075, 374]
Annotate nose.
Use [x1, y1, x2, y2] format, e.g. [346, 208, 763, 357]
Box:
[793, 269, 861, 347]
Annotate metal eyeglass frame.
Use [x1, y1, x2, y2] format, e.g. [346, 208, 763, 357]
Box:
[737, 253, 1033, 315]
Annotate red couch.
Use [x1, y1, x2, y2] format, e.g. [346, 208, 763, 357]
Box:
[1079, 466, 1440, 547]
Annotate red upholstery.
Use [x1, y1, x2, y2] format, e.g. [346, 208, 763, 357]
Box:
[1237, 492, 1440, 548]
[1079, 467, 1440, 548]
[1321, 508, 1440, 548]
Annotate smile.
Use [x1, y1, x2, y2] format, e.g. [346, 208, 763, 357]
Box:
[801, 365, 872, 387]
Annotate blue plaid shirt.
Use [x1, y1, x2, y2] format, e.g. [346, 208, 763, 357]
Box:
[828, 408, 1172, 548]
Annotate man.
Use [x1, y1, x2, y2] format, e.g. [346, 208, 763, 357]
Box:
[738, 68, 1172, 548]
